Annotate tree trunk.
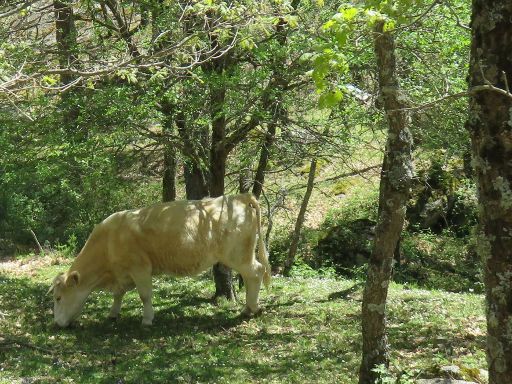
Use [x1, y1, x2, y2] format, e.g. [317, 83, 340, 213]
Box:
[210, 119, 234, 300]
[54, 0, 77, 86]
[283, 158, 317, 275]
[162, 149, 176, 202]
[467, 2, 512, 382]
[161, 103, 176, 203]
[358, 21, 413, 384]
[209, 101, 227, 199]
[175, 114, 209, 200]
[54, 0, 80, 132]
[252, 122, 277, 199]
[206, 48, 234, 300]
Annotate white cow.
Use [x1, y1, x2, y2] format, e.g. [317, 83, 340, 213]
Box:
[48, 193, 271, 327]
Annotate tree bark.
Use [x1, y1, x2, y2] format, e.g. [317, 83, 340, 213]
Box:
[358, 21, 413, 384]
[205, 35, 234, 301]
[54, 0, 80, 132]
[252, 122, 277, 199]
[283, 158, 317, 275]
[174, 113, 210, 200]
[162, 149, 176, 202]
[152, 2, 177, 203]
[467, 2, 512, 383]
[54, 0, 78, 86]
[161, 102, 177, 203]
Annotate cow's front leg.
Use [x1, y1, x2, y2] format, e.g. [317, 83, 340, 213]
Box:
[108, 291, 125, 319]
[131, 272, 154, 326]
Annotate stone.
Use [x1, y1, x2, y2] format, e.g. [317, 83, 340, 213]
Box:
[440, 365, 462, 378]
[416, 380, 477, 384]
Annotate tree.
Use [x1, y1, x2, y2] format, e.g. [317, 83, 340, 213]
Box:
[358, 19, 413, 384]
[283, 157, 317, 275]
[467, 1, 512, 382]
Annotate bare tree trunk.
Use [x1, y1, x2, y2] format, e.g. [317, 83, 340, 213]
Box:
[54, 0, 77, 86]
[467, 2, 512, 382]
[205, 39, 235, 301]
[54, 0, 80, 132]
[174, 114, 210, 200]
[160, 102, 176, 203]
[152, 5, 176, 203]
[162, 144, 177, 202]
[252, 122, 277, 199]
[210, 104, 235, 300]
[283, 158, 317, 275]
[358, 21, 413, 384]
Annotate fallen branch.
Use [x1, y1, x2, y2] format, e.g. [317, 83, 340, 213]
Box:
[29, 229, 44, 255]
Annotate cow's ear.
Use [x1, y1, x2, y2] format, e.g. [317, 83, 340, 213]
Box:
[66, 271, 80, 287]
[48, 273, 64, 294]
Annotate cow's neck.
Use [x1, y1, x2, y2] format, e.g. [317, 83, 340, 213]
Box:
[69, 251, 108, 293]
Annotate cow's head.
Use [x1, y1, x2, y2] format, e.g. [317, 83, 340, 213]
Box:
[48, 271, 88, 327]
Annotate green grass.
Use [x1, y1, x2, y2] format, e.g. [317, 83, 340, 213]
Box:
[0, 255, 486, 383]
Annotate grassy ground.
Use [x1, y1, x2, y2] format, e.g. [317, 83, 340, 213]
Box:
[0, 254, 486, 384]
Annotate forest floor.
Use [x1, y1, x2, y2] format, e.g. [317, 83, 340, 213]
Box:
[0, 253, 487, 384]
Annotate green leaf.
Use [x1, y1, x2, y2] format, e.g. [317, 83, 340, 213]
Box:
[285, 15, 299, 29]
[383, 20, 396, 32]
[342, 7, 358, 21]
[322, 19, 336, 31]
[319, 88, 343, 109]
[42, 75, 58, 86]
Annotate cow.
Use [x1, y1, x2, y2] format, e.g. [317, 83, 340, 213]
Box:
[48, 193, 271, 327]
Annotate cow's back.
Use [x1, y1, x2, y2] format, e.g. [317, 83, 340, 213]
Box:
[103, 195, 258, 276]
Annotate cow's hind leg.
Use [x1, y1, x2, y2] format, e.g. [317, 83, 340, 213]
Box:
[108, 291, 126, 320]
[131, 271, 154, 326]
[240, 262, 264, 316]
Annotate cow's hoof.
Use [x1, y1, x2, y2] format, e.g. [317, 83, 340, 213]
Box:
[240, 307, 262, 318]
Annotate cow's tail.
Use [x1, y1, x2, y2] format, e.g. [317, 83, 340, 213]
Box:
[249, 194, 271, 289]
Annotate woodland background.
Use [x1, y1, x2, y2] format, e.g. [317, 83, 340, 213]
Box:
[1, 0, 511, 383]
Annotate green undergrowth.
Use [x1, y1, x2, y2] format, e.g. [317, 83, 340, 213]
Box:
[0, 255, 486, 384]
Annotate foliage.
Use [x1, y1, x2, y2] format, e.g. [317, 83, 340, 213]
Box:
[396, 229, 483, 293]
[0, 86, 159, 246]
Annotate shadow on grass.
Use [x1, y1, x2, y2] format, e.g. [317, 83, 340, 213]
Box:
[326, 282, 365, 301]
[0, 272, 487, 383]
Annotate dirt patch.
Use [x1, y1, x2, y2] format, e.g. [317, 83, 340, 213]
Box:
[0, 254, 66, 276]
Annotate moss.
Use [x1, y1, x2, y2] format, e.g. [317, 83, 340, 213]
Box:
[491, 269, 512, 306]
[331, 177, 364, 196]
[367, 303, 386, 315]
[492, 176, 512, 209]
[475, 231, 494, 262]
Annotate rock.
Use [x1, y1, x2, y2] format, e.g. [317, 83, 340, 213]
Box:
[315, 219, 376, 273]
[440, 365, 462, 378]
[416, 380, 477, 384]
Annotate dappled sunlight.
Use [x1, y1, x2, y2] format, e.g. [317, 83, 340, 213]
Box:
[0, 264, 486, 383]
